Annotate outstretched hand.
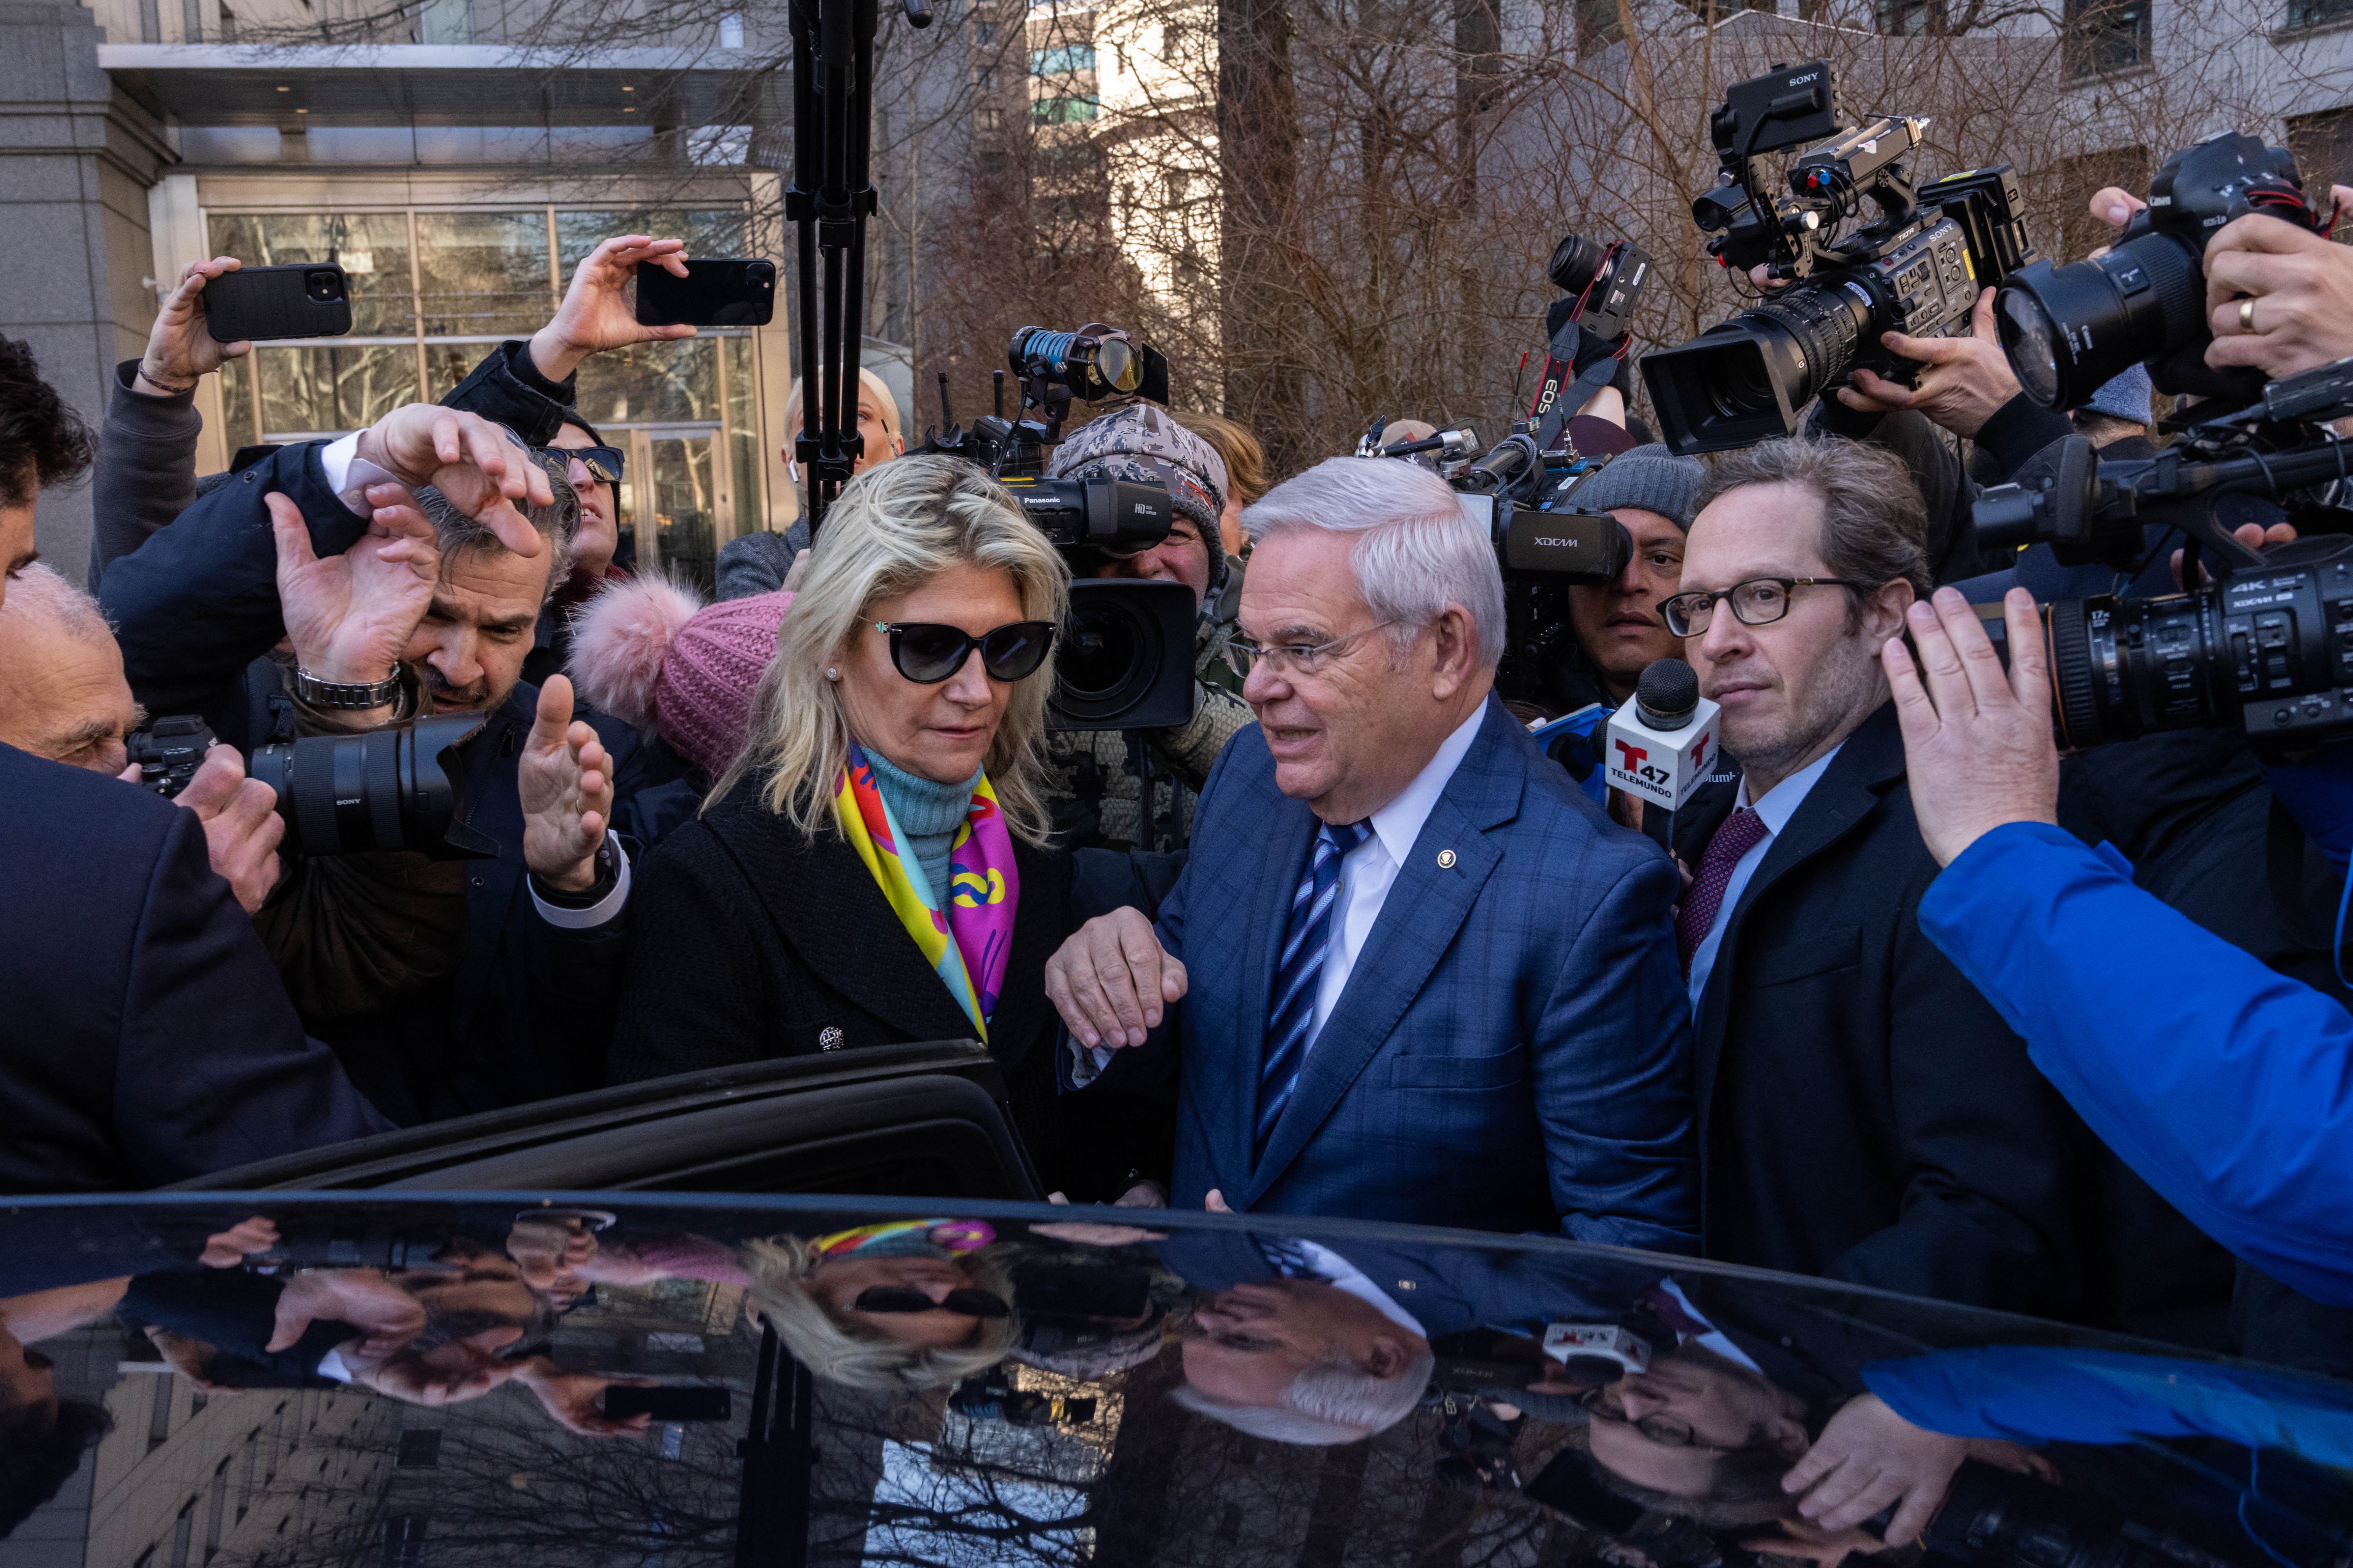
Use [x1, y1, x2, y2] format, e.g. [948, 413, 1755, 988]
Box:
[1781, 1393, 1967, 1546]
[358, 404, 552, 560]
[1839, 288, 2021, 438]
[1881, 587, 2059, 866]
[519, 674, 613, 891]
[528, 235, 696, 383]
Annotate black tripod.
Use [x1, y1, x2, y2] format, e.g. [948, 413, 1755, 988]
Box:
[786, 0, 930, 534]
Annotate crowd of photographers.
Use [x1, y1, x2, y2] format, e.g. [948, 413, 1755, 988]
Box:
[8, 99, 2353, 1505]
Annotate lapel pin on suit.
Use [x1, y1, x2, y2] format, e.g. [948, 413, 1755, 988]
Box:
[1436, 849, 1457, 869]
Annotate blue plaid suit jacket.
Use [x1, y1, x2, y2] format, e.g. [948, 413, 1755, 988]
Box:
[1095, 697, 1699, 1248]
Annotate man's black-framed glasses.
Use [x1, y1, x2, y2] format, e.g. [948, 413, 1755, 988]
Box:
[561, 445, 627, 485]
[852, 1286, 1011, 1319]
[873, 620, 1057, 684]
[1659, 577, 1863, 638]
[1579, 1385, 1754, 1452]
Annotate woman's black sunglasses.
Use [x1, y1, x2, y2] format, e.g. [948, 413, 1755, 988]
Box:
[560, 445, 626, 484]
[852, 1286, 1010, 1319]
[873, 620, 1056, 684]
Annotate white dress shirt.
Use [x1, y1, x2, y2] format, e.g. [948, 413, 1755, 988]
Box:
[1309, 702, 1488, 1046]
[1079, 702, 1487, 1080]
[1684, 742, 1844, 1015]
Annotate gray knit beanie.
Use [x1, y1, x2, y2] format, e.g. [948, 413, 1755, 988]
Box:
[1560, 443, 1706, 531]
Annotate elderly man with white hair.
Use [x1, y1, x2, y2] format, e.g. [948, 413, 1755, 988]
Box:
[1045, 455, 1699, 1244]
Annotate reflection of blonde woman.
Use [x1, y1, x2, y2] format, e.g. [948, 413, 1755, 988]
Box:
[746, 1219, 1019, 1392]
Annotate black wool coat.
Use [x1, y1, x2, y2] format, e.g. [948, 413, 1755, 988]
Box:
[1673, 701, 2088, 1318]
[608, 768, 1158, 1199]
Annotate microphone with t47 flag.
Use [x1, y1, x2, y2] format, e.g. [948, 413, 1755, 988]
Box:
[1605, 659, 1720, 814]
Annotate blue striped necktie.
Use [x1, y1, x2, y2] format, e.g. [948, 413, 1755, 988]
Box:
[1255, 818, 1370, 1160]
[1255, 1234, 1329, 1282]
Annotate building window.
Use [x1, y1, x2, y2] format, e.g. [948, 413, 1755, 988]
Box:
[1876, 0, 1930, 31]
[1030, 44, 1094, 74]
[1032, 95, 1099, 123]
[2064, 0, 2149, 78]
[138, 0, 159, 40]
[217, 3, 236, 40]
[169, 1500, 197, 1568]
[976, 19, 995, 42]
[396, 1430, 443, 1470]
[416, 0, 469, 45]
[381, 1516, 427, 1568]
[977, 102, 1002, 130]
[1574, 0, 1623, 48]
[238, 1433, 258, 1521]
[204, 204, 766, 593]
[977, 65, 994, 87]
[205, 1462, 230, 1561]
[1160, 21, 1180, 52]
[2286, 0, 2353, 30]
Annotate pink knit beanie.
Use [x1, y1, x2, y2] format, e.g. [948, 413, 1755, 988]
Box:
[568, 575, 793, 775]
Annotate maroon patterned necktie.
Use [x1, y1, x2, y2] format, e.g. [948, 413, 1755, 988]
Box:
[1676, 806, 1768, 977]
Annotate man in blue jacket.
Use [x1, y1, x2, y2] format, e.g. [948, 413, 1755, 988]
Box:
[1043, 454, 1699, 1245]
[1885, 585, 2353, 1308]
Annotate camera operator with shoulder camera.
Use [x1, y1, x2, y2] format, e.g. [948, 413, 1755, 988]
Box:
[1886, 585, 2353, 1309]
[1039, 404, 1256, 851]
[98, 402, 640, 1124]
[0, 337, 388, 1192]
[1549, 444, 1703, 713]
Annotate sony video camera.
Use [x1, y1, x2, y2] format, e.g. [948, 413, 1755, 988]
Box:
[1642, 60, 2039, 454]
[917, 325, 1195, 733]
[1427, 428, 1638, 708]
[126, 709, 497, 857]
[1973, 358, 2353, 751]
[1995, 133, 2324, 412]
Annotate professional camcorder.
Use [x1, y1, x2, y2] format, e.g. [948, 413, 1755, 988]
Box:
[1974, 358, 2353, 750]
[918, 325, 1194, 732]
[1386, 424, 1636, 709]
[1642, 60, 2039, 454]
[127, 709, 497, 857]
[1996, 133, 2325, 411]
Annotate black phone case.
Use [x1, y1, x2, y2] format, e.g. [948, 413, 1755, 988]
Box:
[634, 258, 776, 328]
[600, 1384, 733, 1423]
[204, 264, 353, 343]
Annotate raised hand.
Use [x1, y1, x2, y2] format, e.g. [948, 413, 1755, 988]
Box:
[528, 235, 696, 383]
[357, 404, 553, 561]
[1881, 587, 2060, 867]
[512, 1359, 657, 1437]
[265, 1268, 427, 1360]
[270, 489, 439, 727]
[519, 674, 613, 891]
[138, 257, 248, 394]
[168, 744, 284, 912]
[1042, 906, 1187, 1050]
[198, 1216, 281, 1268]
[1839, 289, 2021, 438]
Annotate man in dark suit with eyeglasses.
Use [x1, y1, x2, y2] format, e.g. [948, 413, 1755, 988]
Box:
[1663, 435, 2080, 1319]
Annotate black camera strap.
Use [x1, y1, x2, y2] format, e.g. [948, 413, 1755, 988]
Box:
[1530, 343, 1624, 456]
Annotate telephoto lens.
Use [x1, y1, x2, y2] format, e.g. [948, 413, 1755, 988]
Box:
[247, 712, 491, 857]
[1994, 133, 2318, 409]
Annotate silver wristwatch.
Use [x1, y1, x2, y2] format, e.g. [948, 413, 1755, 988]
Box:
[293, 667, 403, 710]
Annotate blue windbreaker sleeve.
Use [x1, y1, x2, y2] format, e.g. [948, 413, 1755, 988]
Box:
[1917, 822, 2353, 1307]
[1862, 1348, 2353, 1467]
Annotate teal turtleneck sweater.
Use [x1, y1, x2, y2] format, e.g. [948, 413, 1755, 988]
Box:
[862, 748, 979, 899]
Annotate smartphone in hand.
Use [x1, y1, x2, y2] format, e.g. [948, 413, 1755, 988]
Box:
[635, 259, 776, 328]
[204, 264, 353, 342]
[599, 1384, 733, 1423]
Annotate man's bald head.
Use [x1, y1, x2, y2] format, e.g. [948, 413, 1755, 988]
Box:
[0, 564, 143, 774]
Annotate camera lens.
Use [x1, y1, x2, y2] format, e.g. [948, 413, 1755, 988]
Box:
[1548, 234, 1607, 295]
[1641, 285, 1865, 454]
[1094, 338, 1138, 393]
[1052, 594, 1157, 723]
[248, 713, 485, 857]
[1994, 234, 2201, 410]
[304, 269, 343, 303]
[1996, 289, 2062, 409]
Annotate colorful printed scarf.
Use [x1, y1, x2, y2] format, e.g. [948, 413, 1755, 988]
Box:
[832, 741, 1021, 1041]
[812, 1218, 996, 1258]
